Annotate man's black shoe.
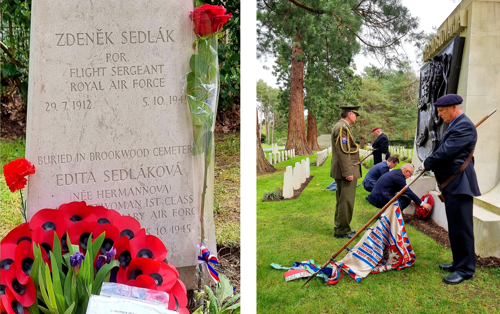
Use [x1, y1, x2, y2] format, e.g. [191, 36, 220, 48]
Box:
[334, 231, 357, 239]
[443, 272, 472, 285]
[439, 264, 455, 272]
[347, 230, 357, 239]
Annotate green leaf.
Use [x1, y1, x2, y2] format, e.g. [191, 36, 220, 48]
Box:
[45, 262, 59, 314]
[2, 63, 21, 78]
[38, 305, 51, 314]
[50, 252, 66, 314]
[218, 274, 235, 305]
[64, 267, 73, 307]
[63, 302, 75, 314]
[27, 298, 40, 314]
[66, 233, 78, 255]
[208, 64, 217, 81]
[91, 260, 119, 295]
[192, 307, 203, 314]
[52, 233, 63, 274]
[91, 232, 105, 261]
[38, 264, 54, 313]
[30, 243, 41, 286]
[205, 285, 220, 312]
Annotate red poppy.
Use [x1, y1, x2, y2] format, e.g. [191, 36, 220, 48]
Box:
[59, 201, 94, 225]
[167, 279, 187, 310]
[4, 264, 36, 307]
[88, 206, 121, 225]
[129, 234, 168, 262]
[126, 275, 157, 290]
[1, 269, 8, 295]
[189, 4, 232, 36]
[2, 286, 29, 314]
[113, 216, 143, 240]
[114, 236, 132, 269]
[118, 258, 178, 292]
[31, 228, 61, 260]
[3, 158, 35, 193]
[14, 241, 35, 285]
[29, 209, 67, 238]
[1, 223, 32, 246]
[0, 244, 16, 271]
[92, 223, 120, 254]
[67, 220, 98, 252]
[176, 308, 189, 314]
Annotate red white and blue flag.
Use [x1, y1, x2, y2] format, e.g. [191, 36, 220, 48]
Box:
[271, 202, 416, 285]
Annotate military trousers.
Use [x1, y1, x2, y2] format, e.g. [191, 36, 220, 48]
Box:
[334, 178, 357, 235]
[444, 193, 475, 277]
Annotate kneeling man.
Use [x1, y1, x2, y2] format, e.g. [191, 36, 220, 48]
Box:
[367, 164, 432, 211]
[362, 156, 399, 192]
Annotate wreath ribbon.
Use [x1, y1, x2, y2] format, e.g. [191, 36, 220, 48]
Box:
[198, 245, 219, 283]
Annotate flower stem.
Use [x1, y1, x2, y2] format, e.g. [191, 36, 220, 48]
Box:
[19, 190, 27, 222]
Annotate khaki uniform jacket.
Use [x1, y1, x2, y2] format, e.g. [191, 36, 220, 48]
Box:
[330, 119, 362, 180]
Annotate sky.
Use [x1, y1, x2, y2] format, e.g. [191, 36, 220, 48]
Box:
[256, 0, 460, 89]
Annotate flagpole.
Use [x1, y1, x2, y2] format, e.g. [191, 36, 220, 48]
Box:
[303, 109, 496, 288]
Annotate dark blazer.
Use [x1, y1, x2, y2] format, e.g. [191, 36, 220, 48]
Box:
[362, 161, 389, 192]
[424, 114, 480, 197]
[372, 133, 390, 164]
[367, 169, 421, 208]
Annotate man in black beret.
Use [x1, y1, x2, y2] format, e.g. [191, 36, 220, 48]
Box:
[424, 94, 480, 284]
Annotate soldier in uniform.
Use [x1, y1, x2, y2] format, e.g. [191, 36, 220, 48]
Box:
[330, 106, 362, 239]
[423, 94, 480, 285]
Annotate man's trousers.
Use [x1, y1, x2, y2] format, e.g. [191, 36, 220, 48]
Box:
[334, 178, 357, 235]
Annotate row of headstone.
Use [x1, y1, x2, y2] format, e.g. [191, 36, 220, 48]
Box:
[389, 146, 412, 159]
[316, 149, 328, 166]
[268, 149, 295, 165]
[359, 149, 373, 163]
[283, 158, 311, 199]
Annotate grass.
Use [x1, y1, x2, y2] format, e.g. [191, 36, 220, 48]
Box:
[257, 154, 500, 313]
[0, 139, 25, 238]
[0, 135, 241, 249]
[214, 133, 240, 247]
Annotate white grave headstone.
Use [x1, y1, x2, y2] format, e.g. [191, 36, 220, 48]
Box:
[268, 152, 273, 165]
[305, 157, 310, 178]
[300, 160, 306, 184]
[293, 162, 301, 190]
[283, 166, 294, 199]
[25, 0, 213, 279]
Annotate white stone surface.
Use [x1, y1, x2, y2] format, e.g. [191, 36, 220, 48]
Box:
[283, 166, 294, 199]
[268, 152, 272, 165]
[300, 160, 306, 184]
[305, 157, 310, 178]
[24, 0, 212, 271]
[316, 149, 328, 166]
[293, 162, 301, 190]
[277, 152, 281, 163]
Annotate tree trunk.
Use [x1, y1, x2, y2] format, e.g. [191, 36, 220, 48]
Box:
[306, 112, 321, 151]
[272, 113, 275, 144]
[285, 29, 312, 156]
[257, 110, 276, 175]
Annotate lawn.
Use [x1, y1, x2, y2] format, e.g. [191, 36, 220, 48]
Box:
[257, 154, 500, 313]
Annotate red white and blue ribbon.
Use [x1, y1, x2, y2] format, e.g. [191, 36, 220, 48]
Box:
[198, 245, 219, 283]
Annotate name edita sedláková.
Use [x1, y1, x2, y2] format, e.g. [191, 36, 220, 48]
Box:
[55, 164, 183, 186]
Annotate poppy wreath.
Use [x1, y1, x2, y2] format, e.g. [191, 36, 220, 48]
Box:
[416, 194, 434, 219]
[0, 201, 188, 314]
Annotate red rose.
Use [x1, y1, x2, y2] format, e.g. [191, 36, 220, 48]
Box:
[189, 4, 232, 37]
[3, 158, 35, 193]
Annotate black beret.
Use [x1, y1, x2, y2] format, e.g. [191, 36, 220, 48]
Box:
[434, 94, 463, 107]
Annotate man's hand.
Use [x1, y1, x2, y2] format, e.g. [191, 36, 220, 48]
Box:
[423, 203, 432, 210]
[346, 175, 354, 181]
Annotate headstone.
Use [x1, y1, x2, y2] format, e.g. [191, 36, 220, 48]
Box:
[293, 162, 301, 190]
[24, 0, 211, 285]
[268, 152, 273, 165]
[283, 166, 294, 199]
[316, 149, 328, 166]
[305, 157, 310, 178]
[274, 153, 278, 164]
[300, 160, 306, 184]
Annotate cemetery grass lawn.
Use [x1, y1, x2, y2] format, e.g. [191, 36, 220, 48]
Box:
[214, 133, 240, 247]
[1, 136, 241, 249]
[0, 139, 25, 238]
[257, 155, 500, 313]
